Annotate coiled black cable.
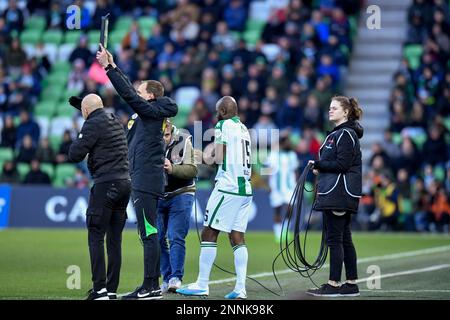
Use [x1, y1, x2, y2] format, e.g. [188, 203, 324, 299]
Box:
[271, 162, 328, 290]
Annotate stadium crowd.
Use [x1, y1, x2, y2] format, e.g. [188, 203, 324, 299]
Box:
[0, 0, 448, 232]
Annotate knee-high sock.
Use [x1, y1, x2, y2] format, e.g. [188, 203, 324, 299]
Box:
[233, 245, 248, 292]
[197, 242, 217, 288]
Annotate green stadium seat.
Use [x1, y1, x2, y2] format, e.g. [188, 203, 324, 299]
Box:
[19, 29, 42, 45]
[64, 88, 82, 99]
[55, 104, 78, 118]
[88, 30, 101, 45]
[434, 166, 445, 182]
[392, 132, 402, 145]
[42, 29, 63, 45]
[34, 101, 56, 118]
[243, 30, 261, 46]
[25, 16, 47, 31]
[44, 72, 68, 87]
[138, 17, 157, 38]
[49, 136, 63, 153]
[245, 19, 266, 33]
[289, 132, 301, 146]
[40, 86, 64, 103]
[411, 133, 427, 150]
[17, 163, 30, 180]
[109, 30, 127, 46]
[114, 16, 133, 31]
[230, 31, 242, 41]
[40, 163, 55, 179]
[54, 164, 77, 188]
[404, 44, 423, 70]
[444, 117, 450, 131]
[0, 148, 14, 162]
[52, 61, 72, 73]
[64, 30, 83, 44]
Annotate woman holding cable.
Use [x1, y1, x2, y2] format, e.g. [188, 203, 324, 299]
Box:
[306, 96, 364, 297]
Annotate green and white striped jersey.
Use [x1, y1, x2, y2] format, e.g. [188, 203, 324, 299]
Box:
[214, 116, 252, 196]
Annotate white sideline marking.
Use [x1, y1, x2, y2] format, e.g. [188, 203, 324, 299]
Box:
[208, 245, 450, 285]
[360, 290, 450, 293]
[355, 264, 450, 284]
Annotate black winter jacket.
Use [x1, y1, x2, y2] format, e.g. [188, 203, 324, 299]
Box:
[313, 120, 364, 213]
[69, 108, 130, 184]
[106, 67, 178, 196]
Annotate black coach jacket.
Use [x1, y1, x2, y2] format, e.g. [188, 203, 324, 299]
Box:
[106, 67, 178, 196]
[313, 120, 364, 213]
[68, 108, 130, 184]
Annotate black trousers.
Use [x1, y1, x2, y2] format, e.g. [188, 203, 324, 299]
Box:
[323, 210, 358, 282]
[131, 190, 160, 289]
[86, 179, 131, 292]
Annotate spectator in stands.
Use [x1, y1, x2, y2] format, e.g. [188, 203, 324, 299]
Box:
[16, 111, 40, 149]
[46, 1, 64, 29]
[423, 125, 448, 167]
[91, 0, 114, 30]
[23, 158, 51, 185]
[16, 135, 37, 164]
[5, 37, 27, 75]
[146, 23, 167, 55]
[412, 177, 429, 232]
[69, 35, 93, 67]
[1, 115, 17, 149]
[72, 167, 89, 189]
[27, 0, 51, 16]
[2, 0, 24, 33]
[0, 160, 20, 184]
[35, 137, 55, 164]
[317, 54, 340, 84]
[394, 137, 421, 177]
[223, 0, 247, 32]
[56, 130, 73, 164]
[122, 22, 147, 54]
[67, 59, 87, 93]
[427, 181, 450, 232]
[374, 172, 400, 231]
[177, 51, 203, 87]
[277, 94, 303, 132]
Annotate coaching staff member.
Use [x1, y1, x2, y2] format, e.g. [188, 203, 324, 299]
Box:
[68, 94, 131, 300]
[306, 96, 363, 298]
[96, 44, 178, 300]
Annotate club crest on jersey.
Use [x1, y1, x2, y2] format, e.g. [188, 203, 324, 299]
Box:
[128, 114, 138, 130]
[325, 138, 334, 149]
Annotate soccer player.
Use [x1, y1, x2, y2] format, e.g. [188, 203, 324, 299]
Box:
[265, 135, 299, 242]
[177, 96, 252, 299]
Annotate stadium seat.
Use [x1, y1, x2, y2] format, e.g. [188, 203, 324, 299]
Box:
[25, 16, 47, 31]
[174, 87, 201, 109]
[87, 30, 101, 45]
[40, 163, 55, 179]
[45, 72, 69, 87]
[49, 135, 63, 152]
[64, 30, 82, 44]
[40, 86, 63, 103]
[138, 16, 157, 39]
[434, 166, 445, 182]
[243, 30, 261, 46]
[245, 19, 266, 33]
[19, 29, 42, 45]
[35, 116, 51, 138]
[411, 133, 427, 150]
[42, 30, 63, 45]
[196, 180, 212, 190]
[57, 44, 76, 62]
[0, 148, 14, 162]
[52, 61, 72, 73]
[17, 163, 30, 180]
[392, 132, 402, 145]
[55, 104, 78, 118]
[114, 16, 133, 31]
[50, 117, 74, 138]
[34, 101, 56, 118]
[109, 29, 127, 47]
[54, 164, 77, 188]
[404, 44, 423, 70]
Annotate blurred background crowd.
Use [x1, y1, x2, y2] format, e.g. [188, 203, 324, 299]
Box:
[0, 0, 448, 232]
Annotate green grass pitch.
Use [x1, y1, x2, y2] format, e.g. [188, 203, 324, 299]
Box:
[0, 229, 449, 300]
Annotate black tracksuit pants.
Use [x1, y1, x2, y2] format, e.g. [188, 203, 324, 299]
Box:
[131, 190, 161, 290]
[323, 210, 358, 282]
[86, 179, 131, 292]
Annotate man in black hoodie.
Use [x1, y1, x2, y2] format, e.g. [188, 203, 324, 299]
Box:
[97, 44, 178, 300]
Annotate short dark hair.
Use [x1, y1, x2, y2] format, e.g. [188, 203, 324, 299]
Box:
[142, 80, 164, 98]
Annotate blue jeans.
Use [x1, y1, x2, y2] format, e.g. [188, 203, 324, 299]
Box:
[157, 193, 194, 282]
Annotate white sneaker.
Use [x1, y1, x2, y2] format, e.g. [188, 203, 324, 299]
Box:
[168, 277, 182, 293]
[176, 282, 209, 296]
[224, 289, 247, 299]
[160, 282, 169, 294]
